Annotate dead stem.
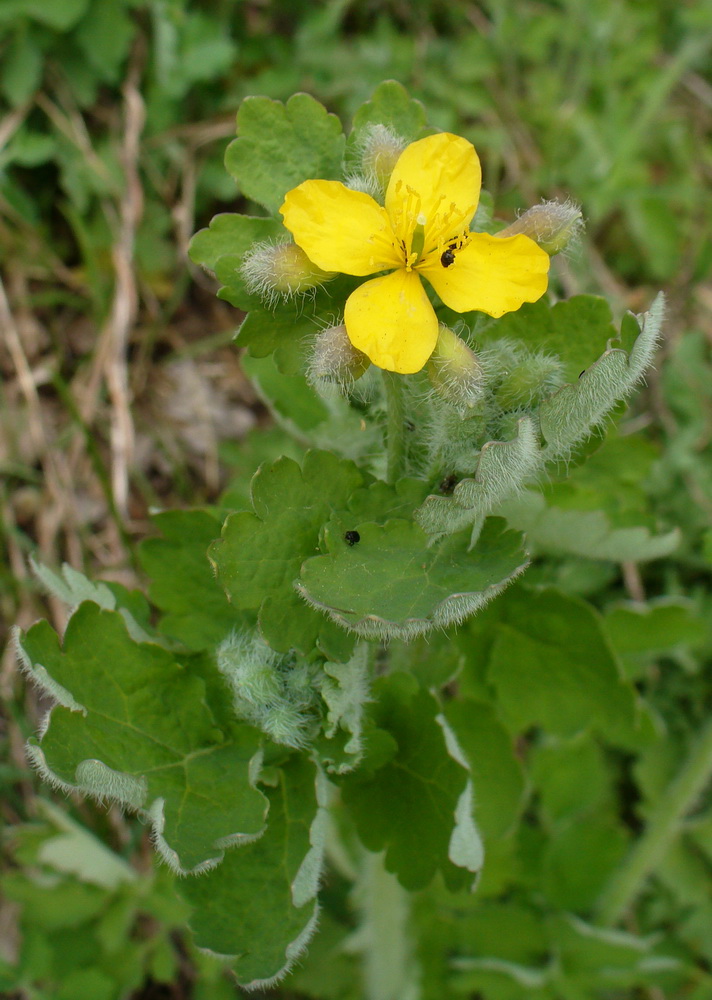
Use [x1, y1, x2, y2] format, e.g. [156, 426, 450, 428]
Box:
[102, 47, 145, 519]
[621, 561, 646, 603]
[0, 100, 32, 152]
[0, 273, 74, 628]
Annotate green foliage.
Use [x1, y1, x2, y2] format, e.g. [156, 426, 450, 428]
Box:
[225, 94, 345, 215]
[138, 509, 248, 649]
[300, 517, 528, 639]
[210, 450, 363, 658]
[8, 33, 712, 1000]
[340, 673, 482, 891]
[19, 603, 268, 874]
[181, 757, 326, 988]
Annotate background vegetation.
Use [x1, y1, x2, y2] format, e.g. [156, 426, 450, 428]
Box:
[2, 0, 712, 997]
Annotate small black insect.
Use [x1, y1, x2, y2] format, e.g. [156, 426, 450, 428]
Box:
[344, 530, 361, 546]
[578, 370, 586, 379]
[439, 474, 459, 495]
[440, 248, 456, 268]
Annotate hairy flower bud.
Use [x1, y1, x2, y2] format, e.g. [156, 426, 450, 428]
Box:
[426, 324, 485, 411]
[241, 239, 334, 305]
[487, 340, 564, 411]
[308, 323, 371, 387]
[497, 199, 583, 255]
[358, 124, 407, 191]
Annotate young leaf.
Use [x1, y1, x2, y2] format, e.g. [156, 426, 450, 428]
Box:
[538, 293, 665, 458]
[299, 517, 529, 640]
[19, 603, 268, 874]
[180, 757, 326, 989]
[415, 417, 542, 537]
[225, 94, 345, 215]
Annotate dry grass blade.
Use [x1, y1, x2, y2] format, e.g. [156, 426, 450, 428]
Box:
[102, 49, 146, 518]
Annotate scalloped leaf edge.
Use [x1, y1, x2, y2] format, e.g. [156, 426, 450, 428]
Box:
[17, 622, 268, 877]
[295, 554, 529, 642]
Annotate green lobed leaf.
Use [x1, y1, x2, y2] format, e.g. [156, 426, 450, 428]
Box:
[236, 307, 313, 375]
[225, 94, 345, 215]
[210, 451, 365, 658]
[241, 350, 331, 425]
[347, 80, 428, 154]
[484, 586, 646, 746]
[139, 509, 248, 651]
[299, 516, 529, 640]
[234, 272, 361, 372]
[188, 214, 285, 311]
[180, 756, 325, 988]
[340, 673, 481, 891]
[20, 603, 268, 874]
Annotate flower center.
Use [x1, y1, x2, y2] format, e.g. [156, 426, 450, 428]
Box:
[387, 182, 477, 272]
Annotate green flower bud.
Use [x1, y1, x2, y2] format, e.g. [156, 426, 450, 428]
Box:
[426, 324, 485, 412]
[488, 342, 564, 410]
[242, 239, 334, 305]
[358, 124, 407, 191]
[497, 199, 583, 255]
[308, 323, 371, 387]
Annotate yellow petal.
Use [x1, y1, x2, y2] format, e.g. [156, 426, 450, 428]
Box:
[280, 180, 400, 276]
[344, 269, 439, 374]
[419, 232, 550, 317]
[385, 133, 481, 245]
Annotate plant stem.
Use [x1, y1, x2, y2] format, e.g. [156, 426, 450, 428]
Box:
[382, 371, 406, 484]
[355, 850, 420, 1000]
[595, 715, 712, 927]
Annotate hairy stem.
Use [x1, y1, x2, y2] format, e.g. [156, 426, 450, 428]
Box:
[595, 715, 712, 926]
[355, 850, 420, 1000]
[382, 371, 406, 484]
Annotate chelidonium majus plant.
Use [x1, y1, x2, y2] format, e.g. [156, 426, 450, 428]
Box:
[17, 83, 667, 990]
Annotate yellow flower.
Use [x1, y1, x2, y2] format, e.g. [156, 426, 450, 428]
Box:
[280, 132, 550, 374]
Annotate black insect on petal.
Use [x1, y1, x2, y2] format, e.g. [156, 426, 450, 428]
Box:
[344, 530, 360, 546]
[440, 248, 456, 268]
